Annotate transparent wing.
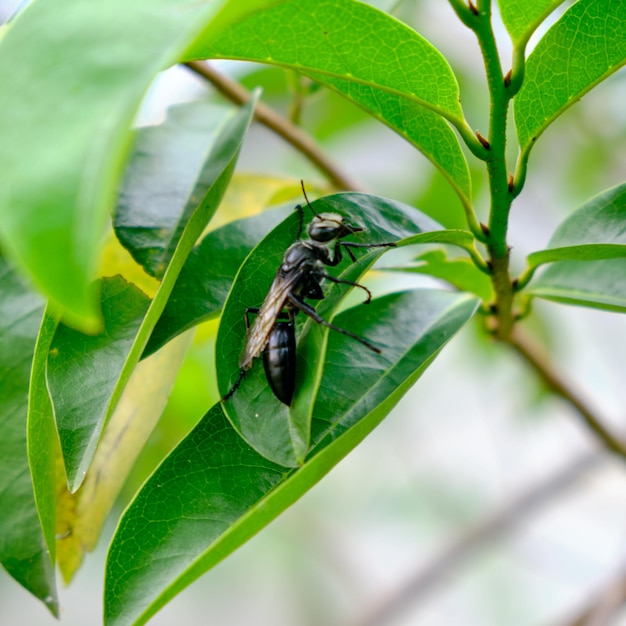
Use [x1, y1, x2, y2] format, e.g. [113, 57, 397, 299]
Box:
[239, 270, 302, 369]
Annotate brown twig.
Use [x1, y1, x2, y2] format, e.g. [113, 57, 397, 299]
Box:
[353, 451, 603, 626]
[184, 60, 361, 192]
[554, 568, 626, 626]
[508, 328, 626, 460]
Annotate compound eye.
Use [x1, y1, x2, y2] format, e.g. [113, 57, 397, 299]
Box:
[309, 223, 339, 242]
[308, 213, 345, 242]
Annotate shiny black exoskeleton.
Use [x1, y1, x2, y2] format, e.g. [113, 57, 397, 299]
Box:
[222, 185, 396, 406]
[263, 319, 296, 405]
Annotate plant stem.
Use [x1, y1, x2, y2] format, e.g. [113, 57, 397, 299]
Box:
[470, 1, 518, 338]
[508, 329, 626, 460]
[184, 60, 362, 192]
[447, 0, 477, 27]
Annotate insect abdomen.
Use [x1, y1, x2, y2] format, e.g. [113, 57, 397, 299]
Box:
[263, 321, 296, 406]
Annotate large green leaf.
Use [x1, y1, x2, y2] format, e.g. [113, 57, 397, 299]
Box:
[306, 76, 472, 208]
[497, 0, 566, 45]
[48, 277, 151, 492]
[386, 249, 494, 301]
[185, 0, 473, 205]
[515, 0, 626, 154]
[528, 258, 626, 312]
[55, 332, 194, 583]
[144, 206, 291, 357]
[0, 0, 228, 329]
[104, 288, 479, 626]
[527, 182, 626, 268]
[217, 193, 442, 467]
[46, 96, 258, 492]
[25, 309, 60, 584]
[115, 101, 240, 279]
[0, 256, 57, 615]
[188, 0, 463, 121]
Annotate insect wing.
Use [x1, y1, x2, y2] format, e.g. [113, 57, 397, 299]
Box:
[239, 271, 300, 370]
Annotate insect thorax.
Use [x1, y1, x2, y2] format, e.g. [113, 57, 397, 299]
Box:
[280, 240, 331, 274]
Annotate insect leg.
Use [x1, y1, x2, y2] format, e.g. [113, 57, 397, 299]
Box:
[316, 271, 373, 304]
[340, 241, 397, 255]
[344, 245, 358, 263]
[327, 241, 396, 267]
[222, 368, 246, 402]
[287, 292, 381, 354]
[244, 307, 261, 331]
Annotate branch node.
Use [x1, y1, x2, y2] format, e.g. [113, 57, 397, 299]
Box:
[507, 173, 515, 193]
[476, 130, 490, 150]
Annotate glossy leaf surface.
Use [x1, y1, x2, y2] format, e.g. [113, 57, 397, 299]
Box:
[105, 289, 479, 626]
[46, 96, 257, 492]
[528, 258, 626, 312]
[26, 310, 60, 582]
[387, 249, 493, 301]
[186, 0, 472, 204]
[188, 0, 463, 121]
[0, 0, 226, 328]
[48, 277, 151, 492]
[306, 75, 472, 207]
[56, 333, 193, 582]
[115, 101, 238, 278]
[515, 0, 626, 154]
[0, 257, 57, 614]
[528, 183, 626, 268]
[497, 0, 565, 45]
[217, 193, 442, 467]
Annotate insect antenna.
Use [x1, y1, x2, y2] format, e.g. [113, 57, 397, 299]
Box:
[295, 180, 320, 239]
[300, 180, 320, 217]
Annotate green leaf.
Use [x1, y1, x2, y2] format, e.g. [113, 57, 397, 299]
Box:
[188, 0, 464, 122]
[26, 309, 60, 580]
[185, 0, 474, 202]
[144, 206, 291, 358]
[48, 96, 258, 492]
[528, 258, 626, 312]
[528, 182, 626, 268]
[305, 76, 472, 207]
[217, 193, 442, 467]
[0, 256, 58, 615]
[0, 0, 227, 329]
[104, 289, 479, 626]
[515, 0, 626, 154]
[56, 332, 194, 583]
[48, 277, 151, 492]
[115, 101, 241, 279]
[309, 290, 479, 449]
[497, 0, 566, 45]
[401, 228, 476, 248]
[386, 249, 494, 300]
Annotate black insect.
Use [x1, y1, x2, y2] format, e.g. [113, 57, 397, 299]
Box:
[222, 185, 396, 406]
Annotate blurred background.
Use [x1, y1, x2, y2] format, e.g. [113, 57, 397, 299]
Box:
[1, 0, 625, 625]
